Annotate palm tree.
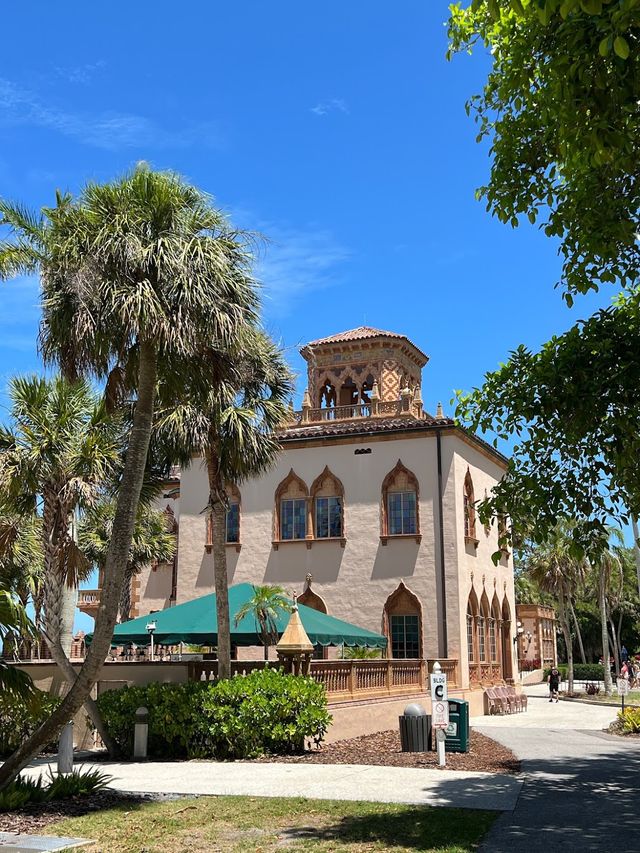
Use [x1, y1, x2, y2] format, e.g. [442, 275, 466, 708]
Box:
[153, 327, 292, 677]
[234, 585, 292, 659]
[0, 587, 36, 699]
[0, 166, 258, 787]
[79, 499, 176, 622]
[524, 522, 587, 695]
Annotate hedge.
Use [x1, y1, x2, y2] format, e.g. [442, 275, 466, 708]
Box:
[0, 689, 61, 757]
[543, 664, 605, 681]
[96, 667, 332, 760]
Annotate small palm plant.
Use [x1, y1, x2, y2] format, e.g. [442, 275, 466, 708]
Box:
[234, 585, 292, 660]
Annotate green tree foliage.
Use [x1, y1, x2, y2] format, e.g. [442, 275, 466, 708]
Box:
[78, 499, 176, 621]
[0, 166, 259, 787]
[153, 327, 293, 678]
[96, 669, 331, 759]
[0, 588, 36, 700]
[234, 585, 292, 659]
[448, 0, 640, 299]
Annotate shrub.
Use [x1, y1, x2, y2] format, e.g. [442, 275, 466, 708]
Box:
[97, 667, 332, 760]
[543, 664, 605, 681]
[0, 689, 61, 757]
[0, 767, 111, 812]
[619, 708, 640, 733]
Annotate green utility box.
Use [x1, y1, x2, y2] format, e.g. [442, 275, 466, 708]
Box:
[445, 699, 470, 753]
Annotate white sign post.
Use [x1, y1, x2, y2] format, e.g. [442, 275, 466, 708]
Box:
[431, 661, 449, 766]
[617, 677, 629, 712]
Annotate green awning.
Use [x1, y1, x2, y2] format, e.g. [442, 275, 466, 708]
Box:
[91, 583, 387, 649]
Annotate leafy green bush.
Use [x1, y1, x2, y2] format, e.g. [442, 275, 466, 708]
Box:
[0, 775, 48, 811]
[0, 689, 61, 757]
[97, 667, 332, 760]
[543, 664, 605, 681]
[619, 708, 640, 733]
[0, 767, 111, 812]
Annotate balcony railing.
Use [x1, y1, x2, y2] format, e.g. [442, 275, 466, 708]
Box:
[187, 659, 446, 701]
[289, 398, 426, 427]
[78, 589, 100, 607]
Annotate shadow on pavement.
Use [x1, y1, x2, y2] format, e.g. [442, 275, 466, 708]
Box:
[479, 738, 640, 852]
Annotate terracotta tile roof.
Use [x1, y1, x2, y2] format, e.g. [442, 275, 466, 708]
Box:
[278, 415, 508, 465]
[305, 326, 408, 346]
[279, 414, 454, 441]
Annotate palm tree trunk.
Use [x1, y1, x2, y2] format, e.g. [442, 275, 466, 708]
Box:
[558, 584, 573, 694]
[568, 599, 586, 665]
[598, 569, 613, 695]
[119, 565, 134, 622]
[609, 615, 620, 673]
[0, 339, 157, 789]
[206, 447, 231, 680]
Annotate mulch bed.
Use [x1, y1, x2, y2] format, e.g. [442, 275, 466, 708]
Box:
[0, 790, 184, 836]
[254, 728, 520, 774]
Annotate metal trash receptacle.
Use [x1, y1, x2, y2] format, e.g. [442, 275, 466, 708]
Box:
[399, 703, 432, 752]
[445, 699, 469, 753]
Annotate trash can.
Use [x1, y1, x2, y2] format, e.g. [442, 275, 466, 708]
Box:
[445, 699, 469, 753]
[399, 703, 432, 752]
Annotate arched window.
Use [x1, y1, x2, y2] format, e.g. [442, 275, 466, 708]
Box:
[466, 602, 475, 664]
[467, 589, 480, 683]
[381, 460, 421, 544]
[225, 483, 241, 546]
[205, 485, 241, 553]
[319, 378, 337, 409]
[463, 469, 478, 545]
[490, 594, 502, 665]
[501, 597, 513, 681]
[311, 466, 345, 543]
[383, 581, 423, 659]
[479, 592, 491, 663]
[274, 470, 309, 546]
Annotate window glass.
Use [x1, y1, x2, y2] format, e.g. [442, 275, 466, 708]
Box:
[388, 491, 416, 535]
[226, 502, 240, 543]
[390, 614, 420, 658]
[467, 611, 475, 663]
[280, 498, 306, 540]
[478, 616, 486, 662]
[489, 618, 497, 661]
[315, 496, 342, 538]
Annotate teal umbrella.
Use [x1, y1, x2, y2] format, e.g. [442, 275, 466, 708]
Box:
[89, 582, 387, 649]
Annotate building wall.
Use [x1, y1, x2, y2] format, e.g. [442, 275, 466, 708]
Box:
[134, 491, 180, 616]
[170, 427, 516, 688]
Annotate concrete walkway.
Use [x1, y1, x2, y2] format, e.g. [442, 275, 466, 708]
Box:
[475, 684, 637, 852]
[22, 757, 521, 812]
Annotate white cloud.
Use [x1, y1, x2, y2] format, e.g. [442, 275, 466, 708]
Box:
[0, 78, 223, 151]
[310, 98, 349, 117]
[54, 60, 107, 85]
[254, 225, 350, 318]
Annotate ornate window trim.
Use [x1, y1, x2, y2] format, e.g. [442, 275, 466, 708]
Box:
[310, 466, 346, 547]
[205, 484, 242, 554]
[463, 468, 479, 548]
[273, 469, 311, 550]
[380, 459, 421, 545]
[382, 580, 423, 659]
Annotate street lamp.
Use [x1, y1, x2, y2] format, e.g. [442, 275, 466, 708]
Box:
[146, 621, 157, 661]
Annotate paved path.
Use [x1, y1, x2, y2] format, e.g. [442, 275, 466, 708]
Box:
[475, 685, 637, 852]
[22, 757, 521, 813]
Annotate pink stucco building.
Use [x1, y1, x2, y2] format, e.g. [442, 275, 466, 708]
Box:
[80, 326, 517, 693]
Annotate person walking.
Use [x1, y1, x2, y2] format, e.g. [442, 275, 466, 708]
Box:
[548, 666, 561, 703]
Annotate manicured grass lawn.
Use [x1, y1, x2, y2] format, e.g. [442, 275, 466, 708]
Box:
[569, 691, 640, 706]
[52, 795, 497, 852]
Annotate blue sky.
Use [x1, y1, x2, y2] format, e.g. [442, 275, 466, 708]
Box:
[1, 3, 617, 629]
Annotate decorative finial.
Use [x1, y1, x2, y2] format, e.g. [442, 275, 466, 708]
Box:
[302, 388, 311, 409]
[436, 401, 444, 419]
[305, 572, 313, 587]
[414, 386, 423, 404]
[370, 380, 380, 401]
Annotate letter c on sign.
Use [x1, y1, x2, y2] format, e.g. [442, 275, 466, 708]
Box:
[435, 684, 444, 699]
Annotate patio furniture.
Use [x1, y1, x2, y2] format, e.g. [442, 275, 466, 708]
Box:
[485, 687, 509, 715]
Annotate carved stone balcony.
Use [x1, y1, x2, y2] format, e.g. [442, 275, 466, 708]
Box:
[288, 398, 427, 427]
[77, 589, 100, 618]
